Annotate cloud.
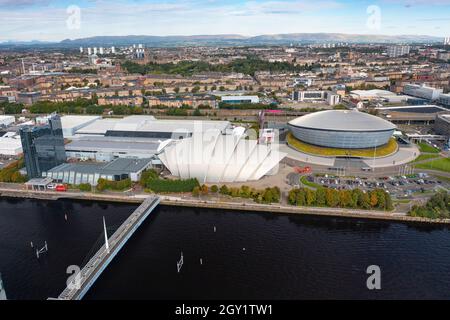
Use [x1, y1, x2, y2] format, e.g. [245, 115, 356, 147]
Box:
[0, 0, 51, 7]
[383, 0, 450, 6]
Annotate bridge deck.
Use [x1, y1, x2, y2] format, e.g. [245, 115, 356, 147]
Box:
[55, 196, 160, 300]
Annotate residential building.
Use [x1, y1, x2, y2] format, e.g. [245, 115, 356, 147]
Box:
[387, 45, 410, 58]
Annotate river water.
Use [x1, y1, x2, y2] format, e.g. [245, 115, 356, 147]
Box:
[1, 197, 450, 300]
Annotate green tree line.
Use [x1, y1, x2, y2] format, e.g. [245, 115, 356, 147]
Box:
[140, 169, 199, 193]
[408, 191, 450, 219]
[122, 57, 321, 77]
[96, 178, 132, 192]
[0, 159, 27, 183]
[288, 187, 393, 211]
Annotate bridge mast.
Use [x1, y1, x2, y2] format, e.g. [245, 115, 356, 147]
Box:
[0, 273, 7, 300]
[103, 217, 110, 254]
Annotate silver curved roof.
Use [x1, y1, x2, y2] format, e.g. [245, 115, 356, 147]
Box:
[288, 110, 396, 132]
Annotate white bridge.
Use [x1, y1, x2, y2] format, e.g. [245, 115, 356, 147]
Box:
[51, 196, 160, 300]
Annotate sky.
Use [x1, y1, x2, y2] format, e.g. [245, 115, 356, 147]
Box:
[0, 0, 449, 42]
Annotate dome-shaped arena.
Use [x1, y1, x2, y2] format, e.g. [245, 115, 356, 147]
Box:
[288, 110, 396, 149]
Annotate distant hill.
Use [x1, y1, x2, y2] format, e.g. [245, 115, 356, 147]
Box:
[2, 33, 444, 48]
[59, 33, 443, 47]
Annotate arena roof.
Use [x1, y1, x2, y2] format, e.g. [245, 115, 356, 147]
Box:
[288, 110, 396, 132]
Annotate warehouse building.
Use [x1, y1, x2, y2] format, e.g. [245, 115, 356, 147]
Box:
[0, 116, 15, 128]
[37, 115, 101, 138]
[434, 114, 450, 138]
[65, 136, 171, 162]
[42, 158, 152, 186]
[0, 132, 22, 156]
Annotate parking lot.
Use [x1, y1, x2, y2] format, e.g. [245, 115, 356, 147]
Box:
[302, 173, 450, 199]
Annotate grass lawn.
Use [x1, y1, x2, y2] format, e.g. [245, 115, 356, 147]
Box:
[414, 157, 450, 173]
[300, 175, 323, 189]
[412, 154, 441, 163]
[417, 142, 440, 153]
[287, 132, 398, 158]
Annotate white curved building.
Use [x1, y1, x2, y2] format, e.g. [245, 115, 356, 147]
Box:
[159, 127, 286, 183]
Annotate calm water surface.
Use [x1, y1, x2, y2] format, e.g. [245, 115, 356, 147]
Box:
[1, 197, 450, 300]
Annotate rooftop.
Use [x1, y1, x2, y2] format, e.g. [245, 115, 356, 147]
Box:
[47, 158, 152, 175]
[60, 115, 102, 129]
[75, 116, 230, 136]
[288, 110, 396, 132]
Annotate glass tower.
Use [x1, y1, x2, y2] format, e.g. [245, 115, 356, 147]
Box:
[20, 114, 67, 179]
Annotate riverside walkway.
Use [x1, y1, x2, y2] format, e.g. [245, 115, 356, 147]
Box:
[53, 195, 160, 300]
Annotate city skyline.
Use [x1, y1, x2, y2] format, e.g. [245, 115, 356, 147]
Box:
[0, 0, 449, 42]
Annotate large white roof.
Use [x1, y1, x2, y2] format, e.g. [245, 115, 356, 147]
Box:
[60, 115, 102, 129]
[288, 110, 396, 132]
[75, 116, 230, 136]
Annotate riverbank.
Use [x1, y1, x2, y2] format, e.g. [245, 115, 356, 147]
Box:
[0, 186, 448, 225]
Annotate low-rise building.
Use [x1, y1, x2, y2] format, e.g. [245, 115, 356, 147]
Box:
[148, 94, 217, 108]
[17, 92, 41, 105]
[439, 93, 450, 108]
[434, 114, 450, 137]
[403, 83, 443, 101]
[97, 95, 144, 106]
[0, 115, 15, 128]
[42, 157, 153, 186]
[292, 90, 341, 106]
[221, 95, 260, 104]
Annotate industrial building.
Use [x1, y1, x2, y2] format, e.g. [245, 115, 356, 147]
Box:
[221, 95, 260, 104]
[65, 136, 171, 162]
[42, 158, 152, 186]
[0, 116, 15, 128]
[74, 115, 230, 140]
[0, 132, 22, 156]
[288, 110, 396, 149]
[292, 90, 341, 106]
[403, 84, 443, 101]
[439, 93, 450, 108]
[434, 114, 450, 138]
[37, 115, 101, 138]
[376, 105, 449, 125]
[349, 89, 411, 104]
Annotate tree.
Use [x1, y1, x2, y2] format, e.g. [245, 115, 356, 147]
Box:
[305, 188, 316, 206]
[369, 191, 378, 208]
[326, 189, 339, 207]
[211, 185, 218, 193]
[201, 184, 209, 195]
[315, 188, 326, 206]
[219, 185, 229, 195]
[192, 186, 200, 197]
[359, 192, 371, 209]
